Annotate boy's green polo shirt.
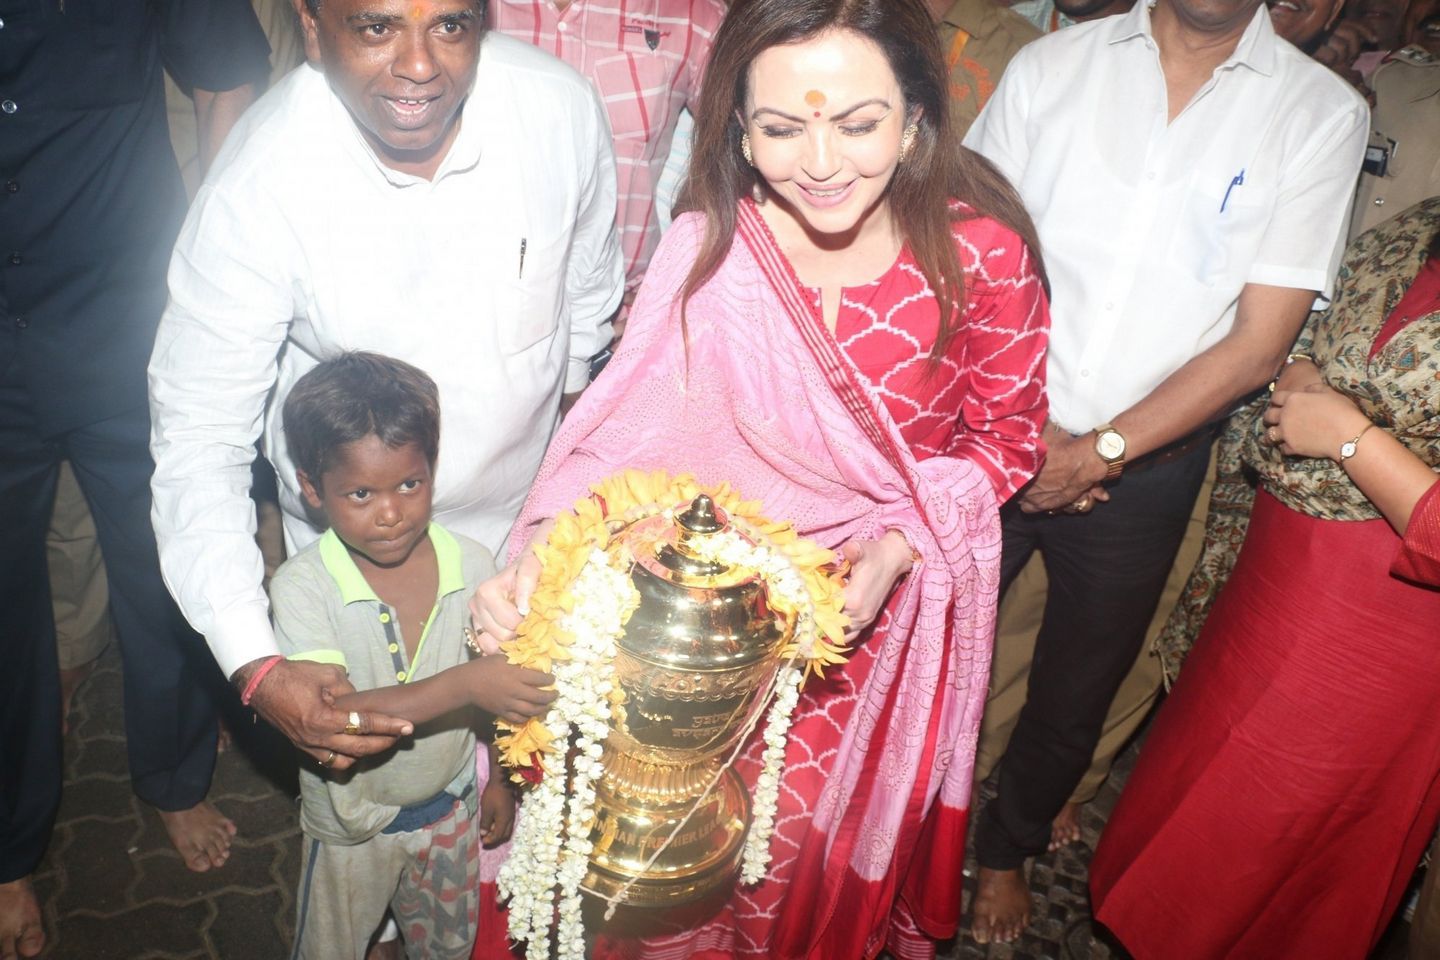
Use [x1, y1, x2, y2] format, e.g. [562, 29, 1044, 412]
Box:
[270, 523, 496, 844]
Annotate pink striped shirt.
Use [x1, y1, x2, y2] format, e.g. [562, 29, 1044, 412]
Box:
[491, 0, 726, 291]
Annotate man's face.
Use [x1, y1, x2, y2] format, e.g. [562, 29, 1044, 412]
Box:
[1403, 0, 1440, 52]
[1268, 0, 1345, 49]
[1054, 0, 1133, 22]
[297, 0, 482, 178]
[1344, 0, 1407, 47]
[1165, 0, 1267, 34]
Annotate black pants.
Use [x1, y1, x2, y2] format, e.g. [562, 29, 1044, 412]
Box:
[0, 359, 219, 882]
[974, 440, 1211, 870]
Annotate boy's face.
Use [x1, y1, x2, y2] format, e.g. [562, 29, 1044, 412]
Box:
[299, 436, 434, 570]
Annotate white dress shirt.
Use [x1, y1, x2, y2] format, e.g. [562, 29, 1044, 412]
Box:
[965, 3, 1368, 433]
[149, 34, 624, 678]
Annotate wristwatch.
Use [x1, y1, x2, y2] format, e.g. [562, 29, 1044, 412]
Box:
[1093, 423, 1127, 480]
[1338, 423, 1376, 462]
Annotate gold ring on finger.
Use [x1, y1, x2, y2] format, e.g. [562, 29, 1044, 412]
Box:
[1073, 495, 1092, 512]
[1268, 426, 1280, 444]
[343, 710, 362, 736]
[319, 749, 337, 769]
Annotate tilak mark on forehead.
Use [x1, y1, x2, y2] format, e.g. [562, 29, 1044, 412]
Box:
[805, 89, 826, 117]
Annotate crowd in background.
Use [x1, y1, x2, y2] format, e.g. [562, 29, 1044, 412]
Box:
[2, 0, 1438, 956]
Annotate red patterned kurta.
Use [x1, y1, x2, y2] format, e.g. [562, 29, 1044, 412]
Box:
[831, 218, 1047, 497]
[582, 212, 1047, 960]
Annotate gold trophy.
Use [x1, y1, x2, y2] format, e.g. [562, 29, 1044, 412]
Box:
[495, 471, 846, 951]
[583, 493, 790, 907]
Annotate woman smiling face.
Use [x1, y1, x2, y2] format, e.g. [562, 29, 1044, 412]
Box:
[743, 29, 909, 245]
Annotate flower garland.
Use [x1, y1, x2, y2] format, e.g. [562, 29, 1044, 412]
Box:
[494, 470, 849, 959]
[682, 524, 835, 882]
[496, 546, 635, 960]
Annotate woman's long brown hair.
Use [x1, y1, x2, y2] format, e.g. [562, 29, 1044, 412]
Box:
[678, 0, 1045, 357]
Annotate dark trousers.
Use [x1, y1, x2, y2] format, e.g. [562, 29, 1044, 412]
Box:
[974, 440, 1211, 871]
[0, 358, 219, 882]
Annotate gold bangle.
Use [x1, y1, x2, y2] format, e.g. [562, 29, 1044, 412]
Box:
[887, 529, 922, 570]
[1269, 353, 1316, 393]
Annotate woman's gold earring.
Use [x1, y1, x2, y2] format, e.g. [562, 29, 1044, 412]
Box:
[900, 123, 919, 162]
[741, 133, 755, 167]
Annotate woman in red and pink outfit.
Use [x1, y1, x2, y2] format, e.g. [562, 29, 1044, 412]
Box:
[470, 1, 1050, 957]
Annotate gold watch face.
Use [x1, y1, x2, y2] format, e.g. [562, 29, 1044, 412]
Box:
[1096, 430, 1126, 461]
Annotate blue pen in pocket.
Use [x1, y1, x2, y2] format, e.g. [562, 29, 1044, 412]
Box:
[1220, 169, 1245, 213]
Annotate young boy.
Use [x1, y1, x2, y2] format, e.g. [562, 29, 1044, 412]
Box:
[270, 352, 555, 960]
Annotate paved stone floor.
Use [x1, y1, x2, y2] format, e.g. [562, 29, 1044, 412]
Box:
[31, 645, 1416, 959]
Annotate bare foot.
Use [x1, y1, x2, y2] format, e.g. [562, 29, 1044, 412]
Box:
[58, 659, 96, 737]
[365, 935, 402, 960]
[0, 876, 45, 958]
[158, 801, 237, 872]
[971, 866, 1031, 944]
[1048, 801, 1083, 852]
[216, 718, 234, 755]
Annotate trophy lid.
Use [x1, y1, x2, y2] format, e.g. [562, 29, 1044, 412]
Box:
[618, 494, 784, 669]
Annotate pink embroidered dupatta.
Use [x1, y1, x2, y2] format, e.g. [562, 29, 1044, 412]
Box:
[512, 202, 1001, 959]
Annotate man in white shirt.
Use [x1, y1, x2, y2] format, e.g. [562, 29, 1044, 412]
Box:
[149, 0, 623, 771]
[963, 0, 1366, 941]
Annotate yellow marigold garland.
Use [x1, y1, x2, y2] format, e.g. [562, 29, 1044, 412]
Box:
[493, 469, 850, 777]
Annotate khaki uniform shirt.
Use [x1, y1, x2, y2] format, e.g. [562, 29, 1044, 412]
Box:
[1352, 46, 1440, 239]
[165, 0, 306, 196]
[939, 0, 1042, 137]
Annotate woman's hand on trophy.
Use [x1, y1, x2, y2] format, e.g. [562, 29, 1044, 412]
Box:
[464, 657, 556, 724]
[469, 519, 554, 648]
[839, 531, 915, 641]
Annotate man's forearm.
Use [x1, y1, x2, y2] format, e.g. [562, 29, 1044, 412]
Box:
[1108, 284, 1316, 460]
[1108, 340, 1281, 458]
[193, 83, 259, 177]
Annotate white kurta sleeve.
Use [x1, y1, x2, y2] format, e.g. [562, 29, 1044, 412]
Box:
[148, 181, 295, 679]
[562, 90, 625, 393]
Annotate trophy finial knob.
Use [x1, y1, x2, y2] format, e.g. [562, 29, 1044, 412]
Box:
[676, 494, 725, 534]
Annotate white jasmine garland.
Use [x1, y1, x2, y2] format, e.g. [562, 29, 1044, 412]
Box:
[687, 526, 818, 884]
[499, 549, 633, 960]
[496, 476, 847, 958]
[740, 664, 804, 883]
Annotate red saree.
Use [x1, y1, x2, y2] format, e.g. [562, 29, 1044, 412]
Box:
[493, 199, 1047, 960]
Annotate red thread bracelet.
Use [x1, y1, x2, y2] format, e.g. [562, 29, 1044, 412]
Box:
[240, 655, 285, 706]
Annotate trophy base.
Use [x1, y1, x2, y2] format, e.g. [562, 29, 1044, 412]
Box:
[582, 768, 751, 908]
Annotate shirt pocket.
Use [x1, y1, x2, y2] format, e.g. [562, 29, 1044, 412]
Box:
[486, 230, 568, 355]
[1169, 172, 1273, 287]
[49, 0, 152, 110]
[590, 51, 679, 148]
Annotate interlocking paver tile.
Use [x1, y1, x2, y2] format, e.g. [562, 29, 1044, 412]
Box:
[52, 900, 212, 960]
[53, 817, 143, 919]
[55, 775, 136, 827]
[67, 736, 132, 781]
[205, 889, 293, 959]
